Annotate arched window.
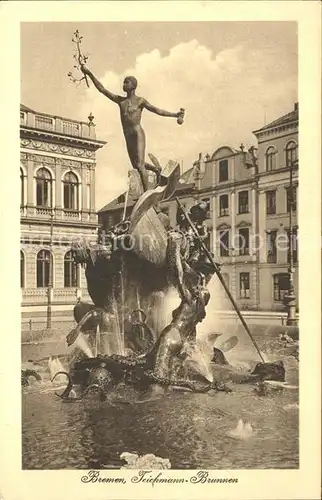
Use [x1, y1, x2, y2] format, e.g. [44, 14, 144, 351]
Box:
[285, 141, 298, 167]
[20, 168, 25, 206]
[36, 249, 52, 288]
[64, 250, 77, 287]
[265, 147, 276, 172]
[63, 171, 79, 210]
[20, 250, 25, 288]
[36, 168, 52, 207]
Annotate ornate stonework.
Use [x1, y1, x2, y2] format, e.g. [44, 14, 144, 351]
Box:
[20, 138, 95, 158]
[31, 154, 55, 164]
[56, 158, 82, 168]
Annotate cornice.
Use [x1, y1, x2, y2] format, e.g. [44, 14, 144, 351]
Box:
[20, 217, 98, 229]
[254, 121, 298, 139]
[20, 138, 96, 160]
[20, 126, 106, 150]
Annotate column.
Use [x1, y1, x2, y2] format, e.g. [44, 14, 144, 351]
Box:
[257, 189, 266, 310]
[90, 167, 95, 211]
[82, 165, 88, 211]
[211, 194, 216, 255]
[258, 190, 266, 264]
[231, 190, 237, 299]
[27, 156, 34, 206]
[55, 160, 62, 209]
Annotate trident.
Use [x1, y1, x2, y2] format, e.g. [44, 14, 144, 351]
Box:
[67, 30, 90, 87]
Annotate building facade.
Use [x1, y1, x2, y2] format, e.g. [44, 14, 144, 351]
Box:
[196, 147, 260, 310]
[20, 104, 106, 326]
[254, 102, 299, 311]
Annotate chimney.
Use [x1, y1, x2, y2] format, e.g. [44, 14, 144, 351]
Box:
[294, 102, 299, 111]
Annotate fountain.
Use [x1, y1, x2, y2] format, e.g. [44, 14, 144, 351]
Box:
[48, 165, 288, 403]
[20, 34, 300, 470]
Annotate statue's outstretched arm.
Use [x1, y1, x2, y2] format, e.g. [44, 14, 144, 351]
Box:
[142, 99, 180, 118]
[81, 65, 120, 103]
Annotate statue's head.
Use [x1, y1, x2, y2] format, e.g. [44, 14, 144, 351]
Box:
[123, 76, 138, 92]
[71, 238, 91, 265]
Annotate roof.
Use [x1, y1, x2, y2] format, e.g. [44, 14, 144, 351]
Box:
[98, 193, 137, 213]
[98, 168, 197, 214]
[254, 105, 299, 134]
[20, 104, 35, 113]
[179, 166, 195, 184]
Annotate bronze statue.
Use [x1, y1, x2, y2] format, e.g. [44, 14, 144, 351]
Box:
[80, 64, 185, 191]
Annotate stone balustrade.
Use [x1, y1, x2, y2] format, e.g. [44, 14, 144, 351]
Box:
[21, 288, 90, 304]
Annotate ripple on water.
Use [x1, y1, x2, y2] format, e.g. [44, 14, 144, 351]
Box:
[22, 345, 299, 470]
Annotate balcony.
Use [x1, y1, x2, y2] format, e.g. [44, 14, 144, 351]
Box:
[20, 108, 96, 140]
[35, 207, 53, 217]
[219, 208, 229, 217]
[63, 209, 80, 220]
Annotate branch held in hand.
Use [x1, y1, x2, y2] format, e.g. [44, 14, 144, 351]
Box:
[67, 29, 90, 88]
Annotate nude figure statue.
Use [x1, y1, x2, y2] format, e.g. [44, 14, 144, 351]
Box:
[80, 64, 185, 191]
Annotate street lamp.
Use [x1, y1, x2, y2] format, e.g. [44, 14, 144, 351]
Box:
[285, 158, 298, 326]
[47, 208, 54, 330]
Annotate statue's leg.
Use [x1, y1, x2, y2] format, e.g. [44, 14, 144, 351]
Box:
[167, 232, 190, 302]
[125, 130, 149, 191]
[153, 325, 183, 381]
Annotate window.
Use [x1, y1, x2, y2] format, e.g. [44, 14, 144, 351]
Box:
[265, 147, 276, 171]
[267, 230, 277, 263]
[286, 186, 297, 212]
[107, 215, 114, 228]
[63, 171, 79, 210]
[219, 194, 229, 216]
[287, 228, 298, 264]
[20, 168, 25, 206]
[266, 190, 276, 215]
[20, 111, 26, 125]
[219, 159, 228, 182]
[36, 168, 52, 208]
[64, 250, 77, 287]
[285, 141, 298, 167]
[20, 250, 25, 288]
[238, 227, 249, 255]
[36, 249, 52, 288]
[273, 273, 289, 302]
[238, 191, 249, 214]
[219, 230, 229, 257]
[240, 273, 250, 299]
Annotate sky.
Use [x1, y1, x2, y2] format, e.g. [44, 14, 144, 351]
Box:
[21, 22, 298, 210]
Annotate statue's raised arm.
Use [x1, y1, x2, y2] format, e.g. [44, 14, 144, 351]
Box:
[78, 63, 185, 192]
[142, 99, 183, 120]
[80, 64, 121, 104]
